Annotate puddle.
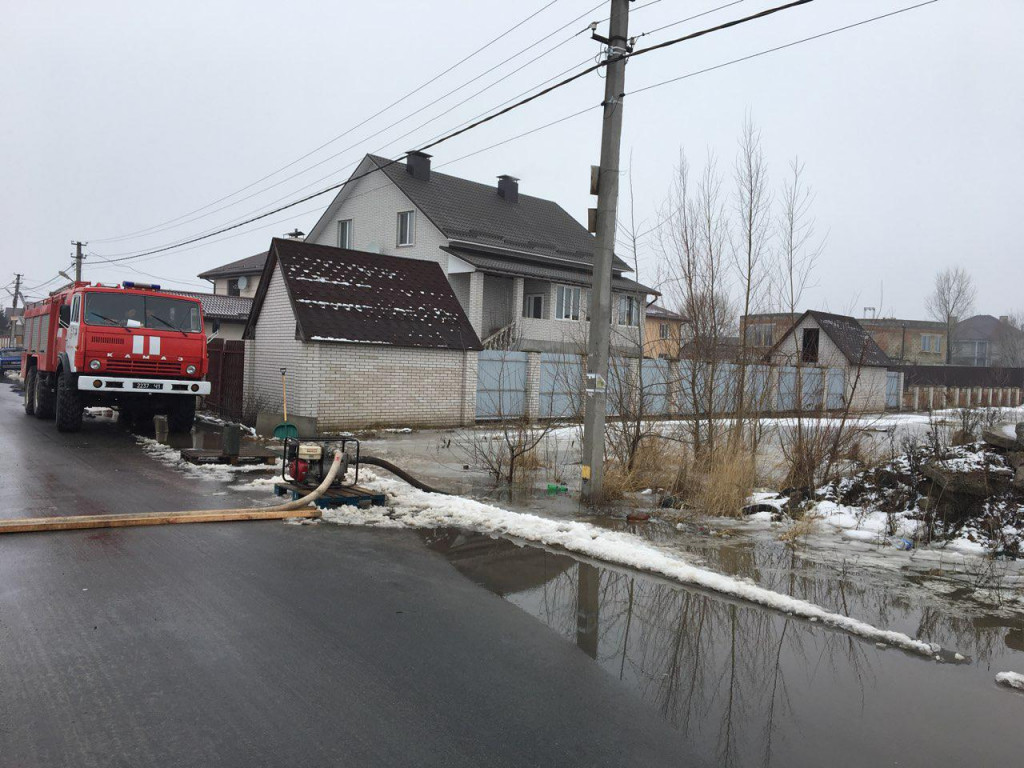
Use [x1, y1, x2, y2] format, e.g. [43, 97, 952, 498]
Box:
[424, 528, 1024, 766]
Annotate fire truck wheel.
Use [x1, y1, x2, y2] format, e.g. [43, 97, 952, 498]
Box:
[24, 368, 36, 416]
[55, 374, 83, 433]
[167, 397, 196, 434]
[34, 372, 56, 419]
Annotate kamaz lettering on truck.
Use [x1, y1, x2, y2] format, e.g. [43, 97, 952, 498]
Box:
[21, 281, 210, 433]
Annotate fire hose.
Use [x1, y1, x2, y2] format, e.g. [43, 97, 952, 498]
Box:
[0, 452, 346, 535]
[359, 456, 449, 496]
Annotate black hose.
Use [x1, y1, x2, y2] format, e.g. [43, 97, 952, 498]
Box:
[360, 455, 450, 495]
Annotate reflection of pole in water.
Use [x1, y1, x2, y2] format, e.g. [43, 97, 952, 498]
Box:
[576, 563, 600, 659]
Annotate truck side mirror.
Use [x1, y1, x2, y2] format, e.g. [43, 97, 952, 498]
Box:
[58, 305, 71, 328]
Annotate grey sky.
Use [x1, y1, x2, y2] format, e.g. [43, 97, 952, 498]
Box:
[2, 0, 1020, 319]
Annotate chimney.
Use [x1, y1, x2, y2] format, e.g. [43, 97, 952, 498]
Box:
[406, 151, 431, 181]
[999, 315, 1009, 324]
[497, 174, 519, 204]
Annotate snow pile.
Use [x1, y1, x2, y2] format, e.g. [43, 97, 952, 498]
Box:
[995, 671, 1024, 691]
[323, 471, 947, 659]
[196, 412, 257, 436]
[135, 437, 280, 483]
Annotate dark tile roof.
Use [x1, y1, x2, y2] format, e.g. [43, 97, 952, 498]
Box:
[165, 291, 253, 321]
[858, 317, 946, 331]
[367, 155, 631, 272]
[955, 314, 1022, 342]
[445, 246, 655, 295]
[773, 310, 892, 367]
[198, 251, 269, 280]
[245, 239, 481, 351]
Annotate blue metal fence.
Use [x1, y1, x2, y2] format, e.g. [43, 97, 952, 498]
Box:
[475, 350, 527, 420]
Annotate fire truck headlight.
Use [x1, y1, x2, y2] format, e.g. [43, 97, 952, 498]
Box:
[186, 364, 197, 375]
[89, 359, 101, 371]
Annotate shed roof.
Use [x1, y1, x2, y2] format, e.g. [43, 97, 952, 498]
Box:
[773, 310, 892, 367]
[198, 251, 269, 280]
[646, 304, 686, 321]
[245, 238, 481, 351]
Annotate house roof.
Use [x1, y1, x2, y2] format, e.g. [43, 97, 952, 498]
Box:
[772, 310, 892, 367]
[858, 317, 946, 331]
[198, 251, 269, 281]
[646, 304, 686, 321]
[165, 291, 253, 321]
[955, 314, 1022, 342]
[245, 238, 481, 351]
[443, 246, 656, 295]
[364, 155, 632, 272]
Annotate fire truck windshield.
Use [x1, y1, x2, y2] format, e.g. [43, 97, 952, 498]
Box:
[84, 293, 201, 333]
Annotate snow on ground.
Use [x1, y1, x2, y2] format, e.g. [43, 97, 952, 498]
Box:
[195, 412, 257, 436]
[323, 469, 952, 659]
[135, 436, 280, 484]
[995, 671, 1024, 691]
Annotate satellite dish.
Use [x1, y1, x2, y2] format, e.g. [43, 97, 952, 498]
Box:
[237, 275, 249, 290]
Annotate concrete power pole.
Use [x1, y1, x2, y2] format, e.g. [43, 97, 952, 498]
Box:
[581, 0, 630, 503]
[12, 273, 22, 309]
[72, 241, 86, 282]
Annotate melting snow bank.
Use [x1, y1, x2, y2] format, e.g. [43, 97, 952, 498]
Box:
[324, 471, 949, 660]
[995, 671, 1024, 691]
[135, 437, 280, 484]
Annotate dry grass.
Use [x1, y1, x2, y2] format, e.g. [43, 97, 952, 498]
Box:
[776, 514, 820, 543]
[687, 449, 760, 518]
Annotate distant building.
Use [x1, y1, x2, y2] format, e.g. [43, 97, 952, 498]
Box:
[739, 313, 801, 352]
[643, 304, 687, 359]
[198, 251, 268, 298]
[167, 291, 253, 341]
[857, 318, 947, 365]
[953, 315, 1024, 367]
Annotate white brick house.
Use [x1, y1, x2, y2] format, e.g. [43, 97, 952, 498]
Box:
[243, 238, 481, 432]
[303, 152, 655, 354]
[769, 310, 894, 412]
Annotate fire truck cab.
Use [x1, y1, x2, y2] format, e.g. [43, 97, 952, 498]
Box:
[21, 281, 210, 433]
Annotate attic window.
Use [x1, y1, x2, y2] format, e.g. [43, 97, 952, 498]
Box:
[338, 219, 353, 249]
[397, 210, 415, 247]
[227, 278, 240, 297]
[801, 328, 819, 364]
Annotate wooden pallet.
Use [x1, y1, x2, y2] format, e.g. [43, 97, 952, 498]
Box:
[273, 482, 386, 509]
[181, 448, 278, 466]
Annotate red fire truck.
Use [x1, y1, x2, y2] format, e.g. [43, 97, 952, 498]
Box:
[21, 281, 210, 433]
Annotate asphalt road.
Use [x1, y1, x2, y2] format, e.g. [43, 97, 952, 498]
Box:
[0, 382, 704, 767]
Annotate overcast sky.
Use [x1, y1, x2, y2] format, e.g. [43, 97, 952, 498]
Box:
[2, 0, 1020, 319]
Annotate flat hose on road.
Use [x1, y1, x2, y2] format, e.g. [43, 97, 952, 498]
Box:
[359, 456, 449, 495]
[0, 452, 345, 535]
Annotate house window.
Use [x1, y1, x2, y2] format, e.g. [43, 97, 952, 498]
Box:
[745, 323, 774, 347]
[617, 295, 639, 326]
[397, 210, 415, 246]
[964, 340, 989, 366]
[921, 334, 942, 354]
[801, 328, 820, 364]
[659, 322, 670, 340]
[555, 285, 581, 320]
[523, 294, 544, 319]
[226, 279, 240, 297]
[338, 219, 353, 249]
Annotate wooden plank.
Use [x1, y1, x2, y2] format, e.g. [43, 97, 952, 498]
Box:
[0, 507, 320, 535]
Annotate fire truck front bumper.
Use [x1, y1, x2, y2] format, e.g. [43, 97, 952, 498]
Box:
[78, 376, 211, 395]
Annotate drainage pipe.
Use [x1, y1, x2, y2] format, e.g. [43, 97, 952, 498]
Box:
[0, 452, 345, 535]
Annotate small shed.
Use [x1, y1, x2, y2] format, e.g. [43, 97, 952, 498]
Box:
[769, 310, 895, 412]
[243, 238, 481, 432]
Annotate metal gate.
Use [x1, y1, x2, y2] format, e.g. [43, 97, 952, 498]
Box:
[886, 371, 902, 410]
[205, 339, 245, 421]
[476, 350, 528, 420]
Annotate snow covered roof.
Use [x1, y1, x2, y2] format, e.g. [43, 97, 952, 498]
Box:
[245, 238, 481, 351]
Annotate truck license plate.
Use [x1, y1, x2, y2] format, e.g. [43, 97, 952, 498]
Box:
[132, 382, 163, 390]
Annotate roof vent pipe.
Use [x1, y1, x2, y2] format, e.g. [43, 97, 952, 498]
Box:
[406, 151, 432, 181]
[497, 174, 519, 204]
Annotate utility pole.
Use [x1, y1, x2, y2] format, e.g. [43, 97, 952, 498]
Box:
[72, 241, 86, 282]
[12, 273, 22, 309]
[581, 0, 630, 503]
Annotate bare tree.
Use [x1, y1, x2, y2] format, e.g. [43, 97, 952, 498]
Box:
[925, 267, 976, 364]
[997, 311, 1024, 367]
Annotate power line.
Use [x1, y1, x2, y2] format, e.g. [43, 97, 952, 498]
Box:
[624, 0, 941, 246]
[89, 0, 825, 264]
[89, 0, 577, 244]
[632, 0, 749, 40]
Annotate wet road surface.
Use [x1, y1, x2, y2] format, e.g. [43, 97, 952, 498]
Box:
[0, 383, 704, 767]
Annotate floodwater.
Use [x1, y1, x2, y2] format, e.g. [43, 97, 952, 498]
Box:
[425, 528, 1024, 767]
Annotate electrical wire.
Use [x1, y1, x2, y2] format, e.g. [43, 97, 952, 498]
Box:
[89, 0, 580, 244]
[89, 0, 833, 264]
